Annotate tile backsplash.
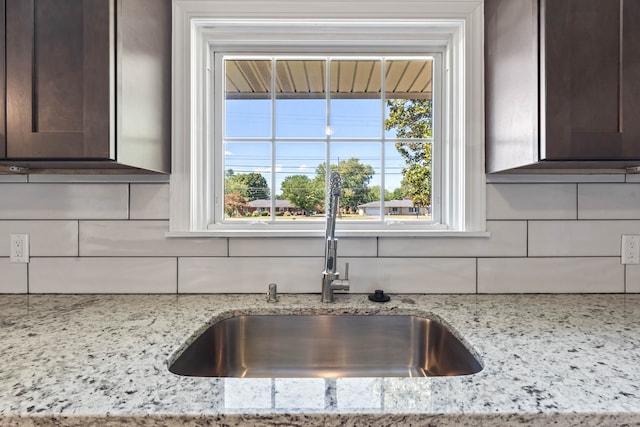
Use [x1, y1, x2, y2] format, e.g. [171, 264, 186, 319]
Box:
[1, 174, 639, 294]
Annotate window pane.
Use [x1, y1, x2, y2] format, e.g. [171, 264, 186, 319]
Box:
[330, 60, 382, 138]
[225, 60, 272, 138]
[219, 56, 436, 226]
[384, 142, 405, 200]
[224, 142, 272, 220]
[276, 142, 326, 220]
[384, 59, 433, 139]
[275, 60, 327, 138]
[385, 141, 432, 221]
[329, 142, 380, 220]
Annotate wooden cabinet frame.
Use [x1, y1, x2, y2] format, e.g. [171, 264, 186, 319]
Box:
[486, 0, 640, 173]
[1, 0, 170, 173]
[6, 0, 112, 159]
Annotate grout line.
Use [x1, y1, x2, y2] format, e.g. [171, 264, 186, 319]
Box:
[475, 257, 478, 294]
[176, 257, 179, 294]
[575, 183, 579, 220]
[526, 220, 529, 258]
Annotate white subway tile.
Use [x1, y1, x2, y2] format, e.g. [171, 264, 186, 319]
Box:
[486, 183, 576, 220]
[625, 174, 640, 183]
[178, 257, 323, 293]
[478, 257, 623, 293]
[229, 237, 376, 257]
[29, 258, 177, 293]
[344, 257, 476, 293]
[0, 221, 78, 257]
[178, 257, 475, 294]
[0, 260, 28, 293]
[0, 175, 28, 183]
[378, 221, 526, 257]
[0, 184, 128, 219]
[487, 174, 624, 183]
[80, 221, 226, 257]
[529, 220, 640, 257]
[626, 265, 640, 293]
[578, 184, 640, 219]
[130, 184, 170, 220]
[27, 174, 168, 183]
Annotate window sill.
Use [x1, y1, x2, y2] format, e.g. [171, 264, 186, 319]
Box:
[165, 230, 490, 238]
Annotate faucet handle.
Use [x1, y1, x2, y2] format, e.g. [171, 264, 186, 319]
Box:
[343, 262, 349, 280]
[267, 283, 278, 303]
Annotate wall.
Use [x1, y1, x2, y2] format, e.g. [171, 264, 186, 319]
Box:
[0, 173, 639, 294]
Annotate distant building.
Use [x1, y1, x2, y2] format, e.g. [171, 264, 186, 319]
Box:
[357, 200, 427, 216]
[247, 199, 301, 214]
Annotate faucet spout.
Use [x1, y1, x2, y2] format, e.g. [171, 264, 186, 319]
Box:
[322, 172, 350, 302]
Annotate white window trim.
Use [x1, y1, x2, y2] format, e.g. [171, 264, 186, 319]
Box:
[169, 0, 486, 237]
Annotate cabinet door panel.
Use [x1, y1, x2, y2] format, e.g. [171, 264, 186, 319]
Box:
[34, 1, 84, 133]
[543, 0, 622, 159]
[0, 0, 5, 159]
[623, 0, 640, 158]
[6, 0, 112, 159]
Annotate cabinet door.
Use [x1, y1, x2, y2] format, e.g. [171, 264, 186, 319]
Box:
[543, 0, 624, 160]
[623, 0, 640, 158]
[0, 0, 5, 159]
[6, 0, 112, 159]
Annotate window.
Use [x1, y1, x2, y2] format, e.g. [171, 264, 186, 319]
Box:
[170, 0, 485, 237]
[220, 55, 438, 225]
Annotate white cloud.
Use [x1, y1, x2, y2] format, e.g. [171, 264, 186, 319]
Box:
[225, 150, 233, 156]
[254, 164, 282, 173]
[298, 164, 309, 171]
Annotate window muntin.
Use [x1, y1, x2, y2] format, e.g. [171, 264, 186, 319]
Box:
[218, 55, 437, 227]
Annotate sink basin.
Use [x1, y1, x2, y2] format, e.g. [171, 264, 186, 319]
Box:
[169, 314, 482, 378]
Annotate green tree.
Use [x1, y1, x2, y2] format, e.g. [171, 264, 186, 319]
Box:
[225, 172, 270, 201]
[315, 158, 375, 212]
[365, 185, 393, 203]
[281, 175, 324, 214]
[385, 98, 432, 209]
[224, 192, 248, 217]
[390, 187, 405, 200]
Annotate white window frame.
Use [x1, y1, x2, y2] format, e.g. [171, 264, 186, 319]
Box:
[170, 0, 486, 237]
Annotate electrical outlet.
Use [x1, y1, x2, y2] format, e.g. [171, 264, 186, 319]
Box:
[10, 234, 29, 263]
[621, 235, 640, 264]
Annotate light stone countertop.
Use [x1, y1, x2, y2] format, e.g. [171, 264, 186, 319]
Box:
[0, 293, 639, 426]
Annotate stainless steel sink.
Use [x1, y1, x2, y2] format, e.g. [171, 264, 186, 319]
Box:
[169, 314, 482, 378]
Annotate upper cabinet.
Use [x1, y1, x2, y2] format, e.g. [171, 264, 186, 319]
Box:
[6, 0, 112, 160]
[486, 0, 640, 173]
[1, 0, 171, 173]
[0, 0, 5, 160]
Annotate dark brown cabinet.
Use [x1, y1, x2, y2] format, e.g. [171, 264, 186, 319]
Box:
[0, 0, 5, 160]
[0, 0, 171, 173]
[486, 0, 640, 173]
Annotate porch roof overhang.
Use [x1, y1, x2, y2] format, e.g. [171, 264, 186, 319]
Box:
[225, 59, 432, 100]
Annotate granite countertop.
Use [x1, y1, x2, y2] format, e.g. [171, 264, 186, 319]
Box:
[0, 293, 639, 426]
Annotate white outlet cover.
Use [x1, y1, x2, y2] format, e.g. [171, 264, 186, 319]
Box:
[621, 235, 640, 265]
[10, 234, 29, 263]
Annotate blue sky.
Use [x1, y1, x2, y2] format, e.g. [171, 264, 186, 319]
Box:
[224, 98, 409, 195]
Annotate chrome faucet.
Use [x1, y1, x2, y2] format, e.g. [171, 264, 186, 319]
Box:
[321, 172, 350, 302]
